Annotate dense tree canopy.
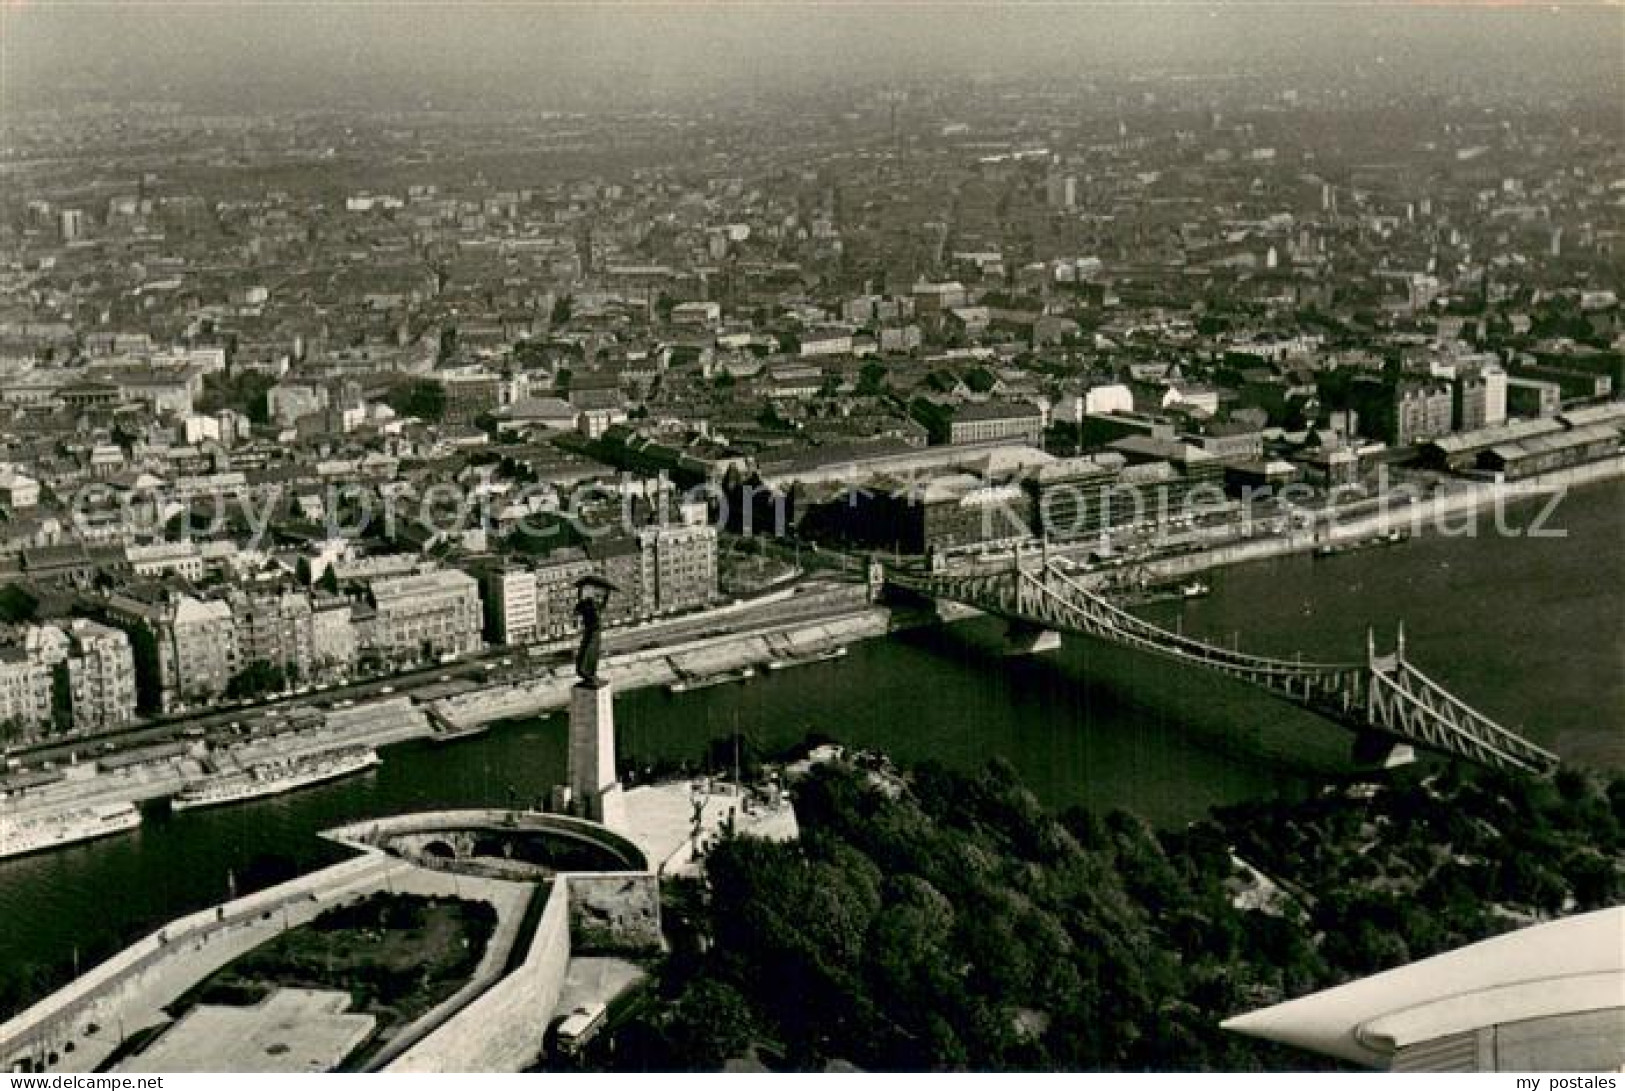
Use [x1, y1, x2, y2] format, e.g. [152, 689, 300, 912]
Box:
[602, 756, 1624, 1072]
[198, 370, 276, 424]
[225, 659, 289, 700]
[386, 379, 447, 422]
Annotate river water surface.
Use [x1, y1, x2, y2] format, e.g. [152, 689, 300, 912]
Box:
[2, 480, 1619, 1014]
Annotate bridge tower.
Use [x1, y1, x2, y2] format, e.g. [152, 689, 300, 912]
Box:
[886, 555, 1555, 776]
[1006, 540, 1062, 654]
[1354, 623, 1417, 770]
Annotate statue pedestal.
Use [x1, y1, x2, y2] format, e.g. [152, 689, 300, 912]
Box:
[569, 680, 621, 824]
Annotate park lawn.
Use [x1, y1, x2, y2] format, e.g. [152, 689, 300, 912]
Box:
[173, 893, 497, 1052]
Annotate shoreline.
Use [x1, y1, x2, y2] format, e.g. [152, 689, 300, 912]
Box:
[429, 606, 891, 731]
[5, 456, 1619, 843]
[0, 598, 892, 834]
[1109, 456, 1625, 585]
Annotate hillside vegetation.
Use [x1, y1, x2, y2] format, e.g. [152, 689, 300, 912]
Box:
[606, 757, 1624, 1071]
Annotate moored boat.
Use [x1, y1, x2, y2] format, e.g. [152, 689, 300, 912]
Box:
[765, 647, 849, 671]
[172, 747, 380, 812]
[0, 801, 142, 860]
[669, 666, 757, 694]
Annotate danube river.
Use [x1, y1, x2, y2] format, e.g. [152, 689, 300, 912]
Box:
[1, 480, 1620, 1014]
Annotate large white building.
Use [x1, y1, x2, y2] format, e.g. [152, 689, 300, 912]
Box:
[58, 620, 138, 733]
[105, 591, 240, 713]
[481, 566, 539, 646]
[229, 589, 316, 680]
[0, 648, 51, 736]
[1482, 363, 1508, 426]
[637, 524, 718, 615]
[125, 542, 205, 582]
[364, 569, 483, 661]
[158, 595, 240, 710]
[0, 467, 40, 510]
[0, 620, 136, 738]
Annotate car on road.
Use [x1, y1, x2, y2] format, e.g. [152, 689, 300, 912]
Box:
[553, 1002, 608, 1057]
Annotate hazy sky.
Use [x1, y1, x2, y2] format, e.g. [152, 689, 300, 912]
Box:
[2, 2, 1619, 111]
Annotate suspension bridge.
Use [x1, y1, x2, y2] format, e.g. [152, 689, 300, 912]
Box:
[881, 555, 1559, 776]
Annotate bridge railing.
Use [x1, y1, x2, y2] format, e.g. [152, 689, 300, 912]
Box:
[889, 558, 1556, 775]
[891, 560, 1356, 681]
[1381, 659, 1560, 772]
[1032, 562, 1357, 676]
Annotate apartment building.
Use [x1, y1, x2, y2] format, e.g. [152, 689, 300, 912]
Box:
[363, 569, 483, 661]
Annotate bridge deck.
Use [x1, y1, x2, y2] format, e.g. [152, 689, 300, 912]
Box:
[888, 560, 1558, 776]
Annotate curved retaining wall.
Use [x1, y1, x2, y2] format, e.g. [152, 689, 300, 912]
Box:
[0, 852, 398, 1071]
[323, 808, 650, 874]
[6, 807, 662, 1074]
[383, 877, 573, 1073]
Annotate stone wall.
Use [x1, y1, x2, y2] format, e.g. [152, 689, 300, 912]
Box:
[566, 872, 663, 955]
[0, 853, 398, 1072]
[434, 606, 890, 730]
[383, 878, 573, 1073]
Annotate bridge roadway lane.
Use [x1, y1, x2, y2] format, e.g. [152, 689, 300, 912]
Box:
[5, 579, 865, 773]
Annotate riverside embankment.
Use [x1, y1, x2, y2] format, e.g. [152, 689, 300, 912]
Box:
[5, 478, 1620, 1024]
[434, 604, 887, 730]
[1119, 455, 1625, 585]
[1, 589, 887, 827]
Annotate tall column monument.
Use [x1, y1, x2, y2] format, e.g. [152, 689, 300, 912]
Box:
[567, 575, 625, 827]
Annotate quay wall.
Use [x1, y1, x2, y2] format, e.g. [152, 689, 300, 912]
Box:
[2, 600, 887, 824]
[1125, 456, 1625, 585]
[434, 607, 890, 730]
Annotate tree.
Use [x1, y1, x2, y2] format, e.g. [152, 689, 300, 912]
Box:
[226, 660, 288, 701]
[662, 978, 757, 1071]
[122, 622, 164, 714]
[0, 585, 38, 624]
[198, 370, 275, 425]
[551, 294, 574, 326]
[386, 380, 447, 423]
[857, 362, 889, 396]
[49, 664, 72, 732]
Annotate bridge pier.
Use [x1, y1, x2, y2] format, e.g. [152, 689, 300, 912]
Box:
[935, 600, 983, 623]
[887, 559, 1556, 777]
[1005, 621, 1062, 656]
[1352, 730, 1417, 770]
